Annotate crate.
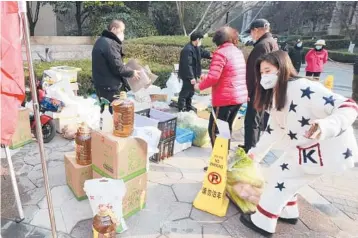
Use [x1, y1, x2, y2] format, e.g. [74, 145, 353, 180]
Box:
[135, 108, 177, 141]
[149, 137, 175, 163]
[50, 66, 81, 83]
[176, 127, 194, 144]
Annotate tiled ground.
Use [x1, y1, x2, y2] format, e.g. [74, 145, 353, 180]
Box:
[2, 135, 358, 237]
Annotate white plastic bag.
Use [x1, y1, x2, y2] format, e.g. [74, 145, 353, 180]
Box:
[166, 73, 182, 94]
[84, 178, 128, 233]
[133, 126, 162, 171]
[46, 79, 75, 105]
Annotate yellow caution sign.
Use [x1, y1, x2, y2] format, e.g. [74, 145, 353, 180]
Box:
[193, 136, 229, 217]
[324, 75, 334, 91]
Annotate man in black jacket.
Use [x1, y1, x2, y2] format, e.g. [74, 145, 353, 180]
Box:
[289, 39, 305, 73]
[242, 19, 279, 153]
[178, 32, 211, 112]
[92, 20, 139, 113]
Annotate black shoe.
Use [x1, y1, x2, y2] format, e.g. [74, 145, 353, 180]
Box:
[278, 217, 298, 225]
[203, 166, 208, 172]
[240, 214, 273, 238]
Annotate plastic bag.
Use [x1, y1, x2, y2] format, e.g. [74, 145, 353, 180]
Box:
[40, 97, 65, 112]
[166, 73, 182, 95]
[152, 102, 170, 112]
[227, 148, 264, 214]
[61, 124, 77, 140]
[46, 79, 75, 105]
[84, 178, 128, 233]
[177, 111, 210, 147]
[133, 126, 162, 171]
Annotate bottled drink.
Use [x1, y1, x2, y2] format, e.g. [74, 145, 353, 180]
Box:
[75, 122, 92, 165]
[101, 104, 113, 133]
[112, 91, 134, 137]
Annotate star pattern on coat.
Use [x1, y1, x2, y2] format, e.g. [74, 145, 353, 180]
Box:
[280, 163, 289, 171]
[288, 130, 298, 140]
[266, 125, 273, 134]
[336, 128, 346, 137]
[289, 100, 297, 113]
[301, 87, 315, 99]
[343, 148, 352, 159]
[298, 116, 310, 127]
[323, 95, 336, 106]
[275, 182, 286, 191]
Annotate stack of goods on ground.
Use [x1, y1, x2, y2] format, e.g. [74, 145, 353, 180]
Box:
[226, 148, 264, 214]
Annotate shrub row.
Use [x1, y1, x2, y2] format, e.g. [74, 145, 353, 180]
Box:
[30, 36, 253, 96]
[302, 39, 354, 50]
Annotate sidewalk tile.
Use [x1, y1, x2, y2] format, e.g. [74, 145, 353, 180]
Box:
[203, 224, 231, 238]
[1, 220, 34, 238]
[38, 185, 74, 209]
[161, 218, 202, 238]
[172, 182, 202, 203]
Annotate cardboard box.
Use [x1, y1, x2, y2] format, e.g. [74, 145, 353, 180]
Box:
[52, 105, 80, 133]
[150, 94, 168, 102]
[64, 152, 93, 200]
[10, 108, 33, 149]
[91, 130, 147, 180]
[93, 171, 147, 218]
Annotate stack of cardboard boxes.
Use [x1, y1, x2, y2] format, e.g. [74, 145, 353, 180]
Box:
[64, 129, 148, 218]
[91, 131, 148, 218]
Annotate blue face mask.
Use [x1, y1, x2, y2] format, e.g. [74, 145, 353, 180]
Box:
[315, 45, 323, 50]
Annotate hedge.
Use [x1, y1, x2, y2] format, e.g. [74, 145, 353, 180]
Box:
[30, 36, 252, 96]
[303, 39, 354, 50]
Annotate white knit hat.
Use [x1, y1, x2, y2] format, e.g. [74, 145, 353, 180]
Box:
[314, 39, 326, 46]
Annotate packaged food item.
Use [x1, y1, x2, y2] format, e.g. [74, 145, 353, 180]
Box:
[226, 148, 264, 213]
[75, 122, 92, 165]
[112, 92, 134, 137]
[92, 204, 117, 237]
[84, 178, 127, 234]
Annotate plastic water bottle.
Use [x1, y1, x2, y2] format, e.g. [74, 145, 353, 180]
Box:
[101, 105, 113, 133]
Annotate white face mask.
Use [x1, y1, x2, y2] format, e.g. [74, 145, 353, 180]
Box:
[260, 72, 278, 90]
[297, 42, 302, 47]
[315, 45, 322, 50]
[117, 32, 124, 42]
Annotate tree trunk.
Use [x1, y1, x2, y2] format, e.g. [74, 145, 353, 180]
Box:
[352, 56, 358, 102]
[29, 24, 35, 36]
[75, 2, 83, 36]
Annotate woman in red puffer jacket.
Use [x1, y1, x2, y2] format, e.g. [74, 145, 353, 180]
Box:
[195, 26, 247, 148]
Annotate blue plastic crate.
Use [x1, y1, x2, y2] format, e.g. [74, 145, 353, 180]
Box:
[175, 127, 194, 144]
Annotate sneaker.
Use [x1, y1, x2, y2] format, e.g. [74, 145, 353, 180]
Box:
[278, 217, 298, 225]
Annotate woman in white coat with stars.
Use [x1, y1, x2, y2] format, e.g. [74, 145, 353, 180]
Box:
[240, 50, 358, 237]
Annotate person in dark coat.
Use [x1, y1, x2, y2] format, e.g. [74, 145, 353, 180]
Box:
[178, 32, 212, 112]
[289, 39, 305, 73]
[92, 19, 140, 113]
[241, 19, 279, 153]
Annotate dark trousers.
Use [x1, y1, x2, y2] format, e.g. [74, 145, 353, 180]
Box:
[306, 71, 321, 77]
[178, 82, 195, 111]
[95, 87, 119, 114]
[244, 100, 269, 153]
[208, 104, 242, 149]
[293, 63, 301, 73]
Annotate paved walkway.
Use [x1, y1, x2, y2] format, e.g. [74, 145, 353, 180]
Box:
[2, 134, 358, 238]
[1, 62, 357, 237]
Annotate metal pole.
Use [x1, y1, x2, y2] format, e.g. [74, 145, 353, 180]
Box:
[20, 6, 57, 238]
[2, 145, 25, 222]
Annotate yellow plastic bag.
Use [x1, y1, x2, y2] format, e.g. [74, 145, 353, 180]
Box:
[227, 148, 264, 213]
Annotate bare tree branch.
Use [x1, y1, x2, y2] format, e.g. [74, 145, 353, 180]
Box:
[226, 2, 260, 26]
[202, 2, 240, 33]
[176, 1, 187, 35]
[189, 1, 213, 36]
[34, 2, 41, 24]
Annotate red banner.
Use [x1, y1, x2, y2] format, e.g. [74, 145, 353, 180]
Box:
[1, 1, 26, 145]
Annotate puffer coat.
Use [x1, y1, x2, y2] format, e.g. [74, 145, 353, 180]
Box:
[199, 42, 247, 107]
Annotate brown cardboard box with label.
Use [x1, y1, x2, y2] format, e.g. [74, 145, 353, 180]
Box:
[10, 108, 33, 149]
[93, 171, 147, 218]
[91, 130, 147, 180]
[64, 152, 92, 200]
